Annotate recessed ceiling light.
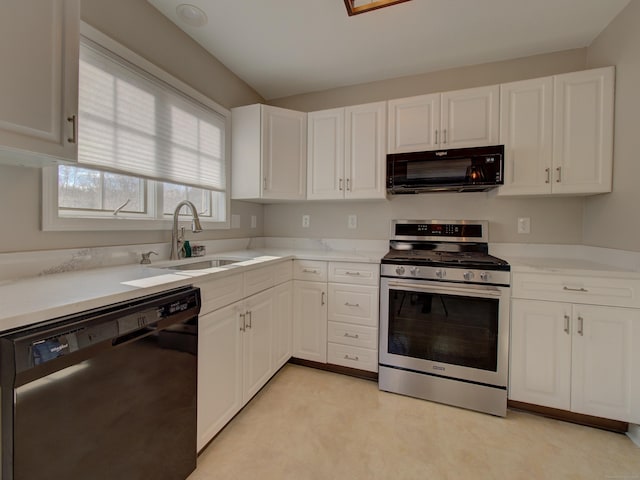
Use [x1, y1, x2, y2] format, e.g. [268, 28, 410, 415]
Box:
[176, 4, 208, 27]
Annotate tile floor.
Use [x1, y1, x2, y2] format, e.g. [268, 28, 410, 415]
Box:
[189, 364, 640, 480]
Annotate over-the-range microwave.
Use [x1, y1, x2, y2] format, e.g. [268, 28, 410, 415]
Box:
[386, 145, 504, 194]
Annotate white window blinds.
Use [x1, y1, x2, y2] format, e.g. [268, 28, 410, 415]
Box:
[78, 40, 226, 192]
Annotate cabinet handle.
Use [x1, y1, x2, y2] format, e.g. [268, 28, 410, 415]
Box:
[321, 291, 326, 306]
[345, 271, 361, 276]
[563, 286, 588, 293]
[346, 178, 350, 191]
[302, 268, 318, 274]
[443, 129, 447, 144]
[556, 166, 562, 183]
[344, 332, 360, 339]
[545, 168, 550, 184]
[67, 115, 78, 144]
[344, 354, 359, 361]
[577, 316, 584, 336]
[339, 178, 343, 191]
[263, 176, 267, 190]
[344, 302, 360, 308]
[240, 313, 246, 332]
[435, 130, 438, 145]
[246, 310, 252, 329]
[564, 314, 570, 334]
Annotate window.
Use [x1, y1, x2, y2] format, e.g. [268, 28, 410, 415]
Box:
[43, 24, 230, 231]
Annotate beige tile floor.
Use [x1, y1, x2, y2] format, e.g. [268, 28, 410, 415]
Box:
[189, 364, 640, 480]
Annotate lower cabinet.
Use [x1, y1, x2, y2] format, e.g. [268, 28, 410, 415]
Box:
[292, 280, 327, 363]
[197, 278, 292, 451]
[510, 298, 640, 423]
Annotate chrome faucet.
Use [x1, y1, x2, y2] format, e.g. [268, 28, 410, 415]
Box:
[170, 200, 203, 260]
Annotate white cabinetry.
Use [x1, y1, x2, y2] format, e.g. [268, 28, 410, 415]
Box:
[0, 0, 80, 165]
[388, 85, 499, 153]
[499, 67, 614, 196]
[196, 261, 293, 451]
[231, 104, 307, 201]
[509, 272, 640, 423]
[307, 102, 386, 200]
[292, 261, 328, 363]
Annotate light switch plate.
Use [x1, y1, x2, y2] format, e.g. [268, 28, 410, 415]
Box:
[231, 214, 241, 229]
[251, 215, 257, 229]
[348, 214, 357, 229]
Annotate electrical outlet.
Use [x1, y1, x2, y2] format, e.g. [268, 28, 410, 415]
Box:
[231, 214, 241, 229]
[348, 214, 357, 229]
[302, 215, 310, 228]
[251, 215, 257, 229]
[517, 217, 531, 234]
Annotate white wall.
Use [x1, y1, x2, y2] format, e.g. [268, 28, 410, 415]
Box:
[0, 0, 265, 253]
[583, 0, 640, 252]
[265, 49, 588, 244]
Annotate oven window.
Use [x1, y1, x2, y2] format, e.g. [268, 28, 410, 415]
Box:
[387, 289, 499, 371]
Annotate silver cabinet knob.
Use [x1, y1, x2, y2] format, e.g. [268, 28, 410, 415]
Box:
[395, 266, 405, 275]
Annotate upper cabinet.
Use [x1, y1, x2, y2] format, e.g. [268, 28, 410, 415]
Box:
[0, 0, 80, 166]
[307, 102, 386, 200]
[498, 67, 614, 196]
[231, 104, 307, 201]
[387, 85, 499, 153]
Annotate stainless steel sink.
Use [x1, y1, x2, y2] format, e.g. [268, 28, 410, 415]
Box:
[164, 259, 239, 270]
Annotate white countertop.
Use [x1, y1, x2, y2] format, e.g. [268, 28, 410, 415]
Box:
[0, 248, 384, 333]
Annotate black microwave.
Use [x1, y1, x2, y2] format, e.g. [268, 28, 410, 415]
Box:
[386, 145, 504, 194]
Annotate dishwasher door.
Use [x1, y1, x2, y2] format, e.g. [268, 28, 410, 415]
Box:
[0, 286, 200, 480]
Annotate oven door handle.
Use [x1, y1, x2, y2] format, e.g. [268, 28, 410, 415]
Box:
[386, 281, 504, 298]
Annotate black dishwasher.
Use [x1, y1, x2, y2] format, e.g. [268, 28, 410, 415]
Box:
[0, 285, 201, 480]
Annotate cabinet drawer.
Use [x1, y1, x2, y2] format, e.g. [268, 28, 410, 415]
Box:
[328, 283, 378, 326]
[329, 262, 379, 285]
[293, 260, 327, 281]
[197, 273, 244, 314]
[512, 273, 640, 308]
[328, 321, 378, 349]
[273, 260, 293, 285]
[244, 265, 275, 297]
[327, 343, 378, 372]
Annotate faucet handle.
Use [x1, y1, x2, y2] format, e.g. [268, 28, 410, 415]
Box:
[140, 251, 159, 264]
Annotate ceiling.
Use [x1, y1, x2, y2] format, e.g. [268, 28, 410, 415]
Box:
[147, 0, 630, 100]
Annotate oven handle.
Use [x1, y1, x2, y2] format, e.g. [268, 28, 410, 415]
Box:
[386, 281, 504, 298]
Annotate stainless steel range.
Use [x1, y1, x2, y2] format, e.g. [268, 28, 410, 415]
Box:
[379, 220, 510, 416]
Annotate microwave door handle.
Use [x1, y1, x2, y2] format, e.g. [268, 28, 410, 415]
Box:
[387, 281, 503, 298]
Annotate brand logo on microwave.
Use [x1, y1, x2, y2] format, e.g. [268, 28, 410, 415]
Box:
[433, 365, 446, 371]
[435, 151, 447, 157]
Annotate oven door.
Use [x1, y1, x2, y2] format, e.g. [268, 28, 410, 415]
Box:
[379, 277, 510, 387]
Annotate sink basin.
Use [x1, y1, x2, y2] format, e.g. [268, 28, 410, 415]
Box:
[164, 259, 239, 270]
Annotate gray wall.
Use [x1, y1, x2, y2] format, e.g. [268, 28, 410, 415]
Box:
[265, 49, 588, 244]
[583, 0, 640, 251]
[0, 0, 264, 253]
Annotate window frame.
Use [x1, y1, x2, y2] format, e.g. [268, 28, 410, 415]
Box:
[42, 22, 231, 232]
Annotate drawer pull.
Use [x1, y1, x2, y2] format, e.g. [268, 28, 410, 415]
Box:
[345, 271, 361, 276]
[577, 316, 584, 336]
[563, 286, 588, 293]
[321, 291, 326, 306]
[240, 313, 246, 332]
[344, 354, 359, 361]
[303, 268, 319, 274]
[344, 302, 360, 308]
[563, 315, 570, 334]
[344, 333, 360, 339]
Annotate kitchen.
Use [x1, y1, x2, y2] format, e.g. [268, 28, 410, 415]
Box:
[1, 0, 640, 478]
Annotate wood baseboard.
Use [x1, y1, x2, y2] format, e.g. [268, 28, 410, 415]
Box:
[507, 400, 628, 433]
[288, 357, 378, 381]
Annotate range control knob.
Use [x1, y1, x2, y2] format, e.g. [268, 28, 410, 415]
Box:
[480, 272, 491, 282]
[435, 269, 446, 279]
[395, 266, 406, 276]
[409, 266, 420, 276]
[463, 271, 475, 281]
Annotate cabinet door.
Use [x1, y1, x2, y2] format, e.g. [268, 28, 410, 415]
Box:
[387, 93, 440, 153]
[261, 105, 307, 200]
[509, 299, 572, 410]
[498, 77, 553, 196]
[345, 102, 386, 199]
[272, 281, 293, 370]
[307, 108, 344, 200]
[292, 280, 327, 363]
[243, 289, 274, 401]
[571, 304, 639, 422]
[552, 67, 614, 194]
[0, 0, 79, 164]
[197, 303, 243, 451]
[441, 85, 500, 149]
